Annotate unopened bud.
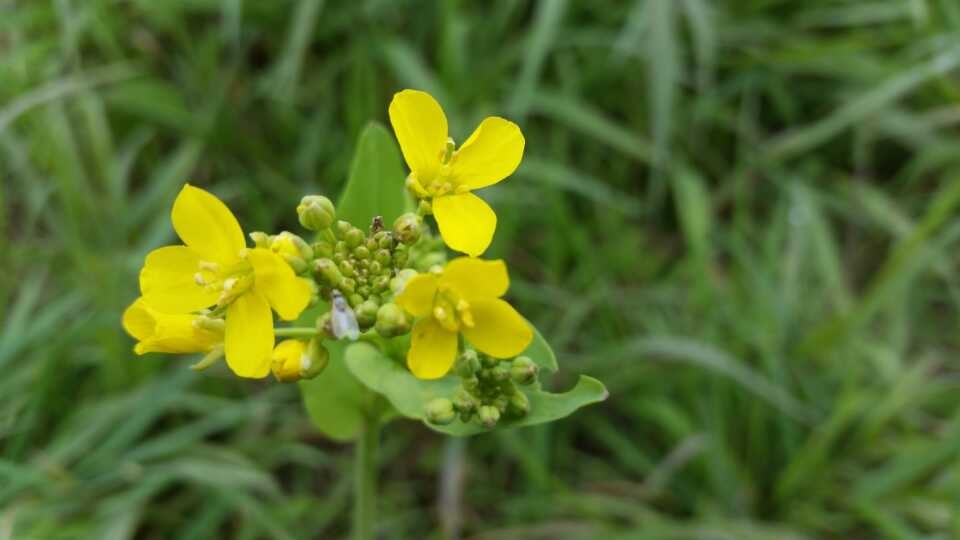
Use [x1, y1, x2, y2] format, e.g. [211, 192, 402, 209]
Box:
[313, 258, 343, 285]
[344, 227, 365, 248]
[355, 299, 380, 329]
[338, 259, 356, 277]
[353, 245, 370, 260]
[417, 199, 432, 216]
[271, 339, 308, 382]
[490, 364, 510, 382]
[297, 195, 336, 231]
[335, 220, 352, 236]
[452, 388, 478, 413]
[374, 303, 410, 337]
[508, 391, 530, 416]
[300, 339, 330, 379]
[478, 405, 500, 428]
[249, 231, 271, 248]
[510, 356, 538, 385]
[393, 213, 421, 245]
[481, 354, 499, 368]
[425, 398, 456, 425]
[455, 349, 480, 377]
[272, 231, 314, 260]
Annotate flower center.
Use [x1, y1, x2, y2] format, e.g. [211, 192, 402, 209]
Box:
[193, 256, 254, 306]
[432, 285, 474, 332]
[405, 138, 471, 199]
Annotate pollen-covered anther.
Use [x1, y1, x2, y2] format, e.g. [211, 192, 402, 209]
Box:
[455, 299, 474, 328]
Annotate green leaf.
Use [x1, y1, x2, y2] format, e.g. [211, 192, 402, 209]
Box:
[343, 342, 607, 437]
[336, 121, 409, 230]
[523, 326, 558, 373]
[298, 340, 367, 442]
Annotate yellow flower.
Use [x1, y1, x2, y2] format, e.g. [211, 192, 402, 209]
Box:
[138, 184, 312, 378]
[388, 89, 525, 257]
[122, 297, 223, 355]
[395, 257, 532, 379]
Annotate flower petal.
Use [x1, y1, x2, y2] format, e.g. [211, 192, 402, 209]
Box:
[462, 298, 532, 358]
[440, 257, 509, 301]
[122, 298, 221, 355]
[225, 291, 274, 378]
[432, 192, 496, 257]
[247, 248, 312, 321]
[172, 184, 245, 264]
[407, 317, 458, 379]
[140, 246, 219, 313]
[388, 89, 448, 182]
[394, 273, 439, 317]
[450, 116, 524, 190]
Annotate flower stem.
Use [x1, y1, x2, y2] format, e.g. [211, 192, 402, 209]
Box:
[274, 327, 318, 338]
[353, 414, 380, 540]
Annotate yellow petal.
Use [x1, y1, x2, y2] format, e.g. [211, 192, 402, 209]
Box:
[394, 273, 439, 317]
[432, 192, 496, 257]
[440, 257, 509, 301]
[122, 298, 221, 355]
[461, 298, 532, 359]
[407, 317, 458, 379]
[247, 248, 312, 321]
[140, 246, 219, 313]
[450, 116, 524, 190]
[224, 291, 274, 378]
[271, 339, 308, 382]
[172, 184, 245, 264]
[388, 89, 448, 183]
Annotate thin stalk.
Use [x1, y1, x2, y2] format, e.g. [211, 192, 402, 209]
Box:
[353, 415, 380, 540]
[274, 327, 318, 338]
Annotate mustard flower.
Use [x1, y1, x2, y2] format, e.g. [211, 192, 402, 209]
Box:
[388, 89, 524, 257]
[136, 184, 312, 378]
[395, 257, 532, 379]
[122, 297, 222, 355]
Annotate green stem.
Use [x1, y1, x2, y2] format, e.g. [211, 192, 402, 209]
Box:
[274, 327, 318, 338]
[353, 414, 380, 540]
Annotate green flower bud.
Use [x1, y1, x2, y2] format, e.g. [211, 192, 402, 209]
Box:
[372, 275, 390, 293]
[478, 405, 500, 428]
[249, 231, 271, 248]
[339, 260, 356, 277]
[425, 398, 456, 425]
[348, 293, 364, 308]
[281, 253, 308, 274]
[490, 364, 510, 382]
[510, 356, 538, 385]
[335, 240, 349, 255]
[297, 195, 336, 231]
[492, 395, 509, 413]
[345, 227, 365, 248]
[368, 261, 382, 275]
[365, 237, 379, 252]
[452, 388, 478, 413]
[455, 350, 480, 377]
[373, 231, 394, 250]
[508, 391, 530, 417]
[300, 339, 330, 379]
[357, 285, 371, 298]
[313, 241, 334, 259]
[374, 303, 410, 337]
[481, 354, 499, 368]
[374, 249, 392, 266]
[462, 376, 480, 393]
[353, 245, 370, 259]
[335, 220, 352, 236]
[339, 278, 357, 295]
[417, 199, 432, 216]
[313, 258, 343, 285]
[356, 299, 380, 329]
[393, 213, 421, 245]
[316, 311, 334, 338]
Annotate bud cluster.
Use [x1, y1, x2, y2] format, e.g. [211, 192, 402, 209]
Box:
[425, 350, 539, 428]
[295, 195, 426, 339]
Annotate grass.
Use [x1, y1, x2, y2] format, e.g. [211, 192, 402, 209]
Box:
[3, 0, 960, 538]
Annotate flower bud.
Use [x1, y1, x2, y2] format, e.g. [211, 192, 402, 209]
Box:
[417, 199, 432, 216]
[249, 231, 271, 248]
[478, 405, 500, 428]
[393, 213, 421, 245]
[373, 231, 394, 250]
[368, 261, 382, 275]
[272, 231, 314, 260]
[374, 303, 410, 337]
[492, 395, 509, 413]
[508, 391, 530, 416]
[455, 349, 480, 377]
[510, 356, 538, 385]
[374, 249, 392, 267]
[339, 259, 356, 277]
[353, 245, 370, 260]
[481, 354, 499, 369]
[452, 388, 478, 413]
[355, 299, 380, 329]
[372, 275, 390, 293]
[313, 258, 343, 285]
[297, 195, 336, 231]
[335, 220, 352, 236]
[300, 339, 330, 379]
[425, 398, 456, 425]
[344, 227, 365, 248]
[313, 241, 334, 259]
[490, 364, 510, 382]
[339, 277, 356, 295]
[271, 339, 308, 382]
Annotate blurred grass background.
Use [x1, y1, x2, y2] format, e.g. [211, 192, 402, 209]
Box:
[3, 0, 960, 538]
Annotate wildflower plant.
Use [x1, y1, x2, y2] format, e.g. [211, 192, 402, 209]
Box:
[123, 90, 607, 538]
